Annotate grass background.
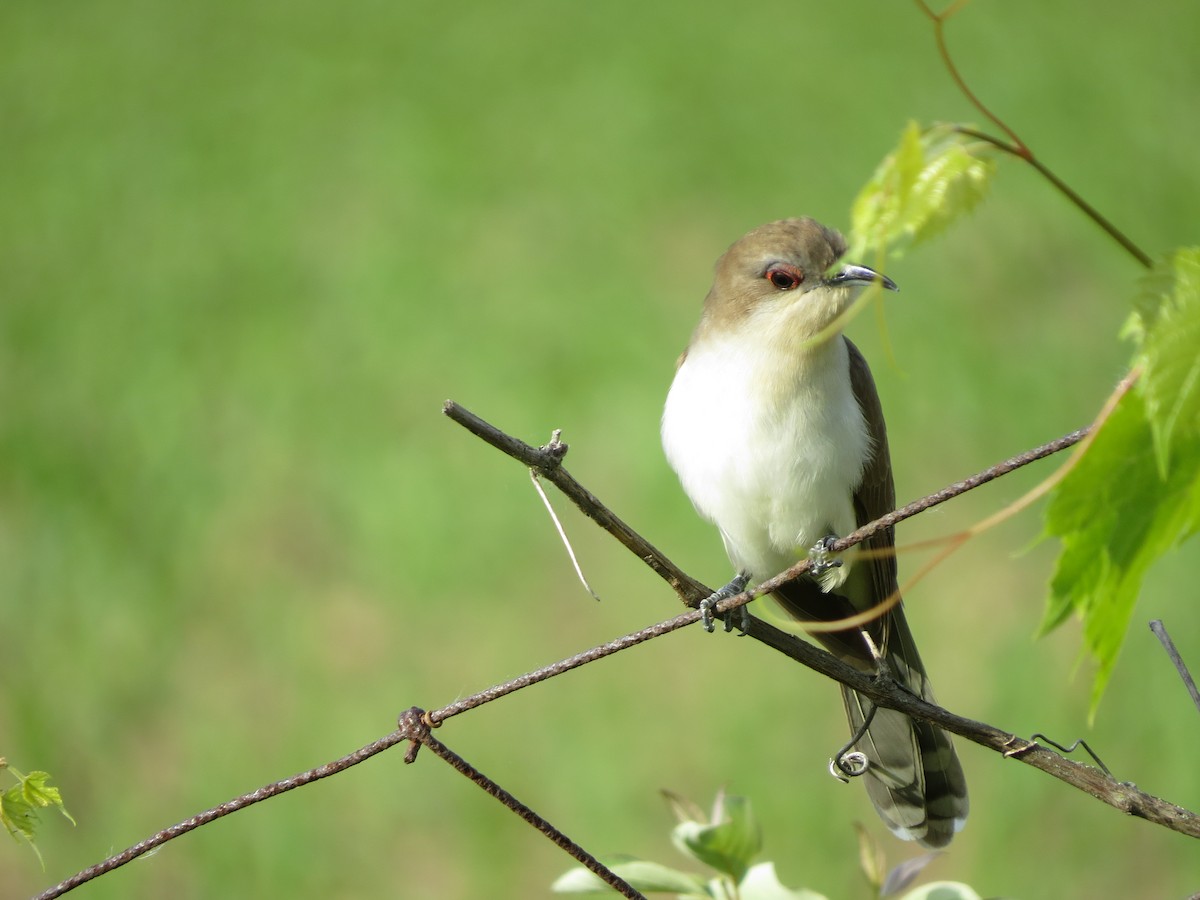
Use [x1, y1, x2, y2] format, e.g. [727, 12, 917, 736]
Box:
[3, 0, 1199, 897]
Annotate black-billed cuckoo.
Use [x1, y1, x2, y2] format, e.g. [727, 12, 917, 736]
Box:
[661, 217, 968, 848]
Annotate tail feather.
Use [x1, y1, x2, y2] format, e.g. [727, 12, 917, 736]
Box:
[841, 685, 967, 848]
[775, 578, 969, 848]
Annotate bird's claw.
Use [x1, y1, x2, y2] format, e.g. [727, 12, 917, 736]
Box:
[698, 573, 751, 635]
[808, 535, 843, 577]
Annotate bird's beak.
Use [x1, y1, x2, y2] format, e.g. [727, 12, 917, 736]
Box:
[827, 264, 899, 292]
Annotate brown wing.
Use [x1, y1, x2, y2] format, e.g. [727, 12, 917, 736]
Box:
[844, 339, 970, 848]
[845, 337, 899, 608]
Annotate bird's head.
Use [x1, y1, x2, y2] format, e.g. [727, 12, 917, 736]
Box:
[699, 217, 897, 347]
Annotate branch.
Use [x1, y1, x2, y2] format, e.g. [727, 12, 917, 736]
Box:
[444, 399, 1086, 605]
[443, 400, 1200, 839]
[954, 127, 1153, 269]
[740, 615, 1200, 837]
[1149, 620, 1200, 716]
[444, 401, 709, 603]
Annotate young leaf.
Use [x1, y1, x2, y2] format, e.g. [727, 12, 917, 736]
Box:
[1, 765, 72, 869]
[20, 771, 77, 826]
[671, 794, 762, 882]
[848, 121, 996, 261]
[1128, 248, 1200, 474]
[2, 784, 38, 842]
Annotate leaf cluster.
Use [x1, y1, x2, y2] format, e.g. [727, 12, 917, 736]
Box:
[849, 119, 1199, 713]
[1, 760, 75, 869]
[552, 791, 980, 900]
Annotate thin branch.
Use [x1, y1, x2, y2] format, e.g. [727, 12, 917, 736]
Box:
[912, 2, 1154, 268]
[741, 614, 1200, 838]
[1149, 620, 1200, 715]
[914, 0, 1028, 155]
[446, 398, 1088, 609]
[954, 127, 1153, 269]
[443, 400, 710, 603]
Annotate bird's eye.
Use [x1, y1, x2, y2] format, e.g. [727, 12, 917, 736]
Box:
[765, 264, 804, 290]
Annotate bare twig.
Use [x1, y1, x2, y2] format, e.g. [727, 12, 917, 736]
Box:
[444, 400, 710, 603]
[448, 397, 1088, 612]
[913, 0, 1028, 154]
[1149, 620, 1200, 715]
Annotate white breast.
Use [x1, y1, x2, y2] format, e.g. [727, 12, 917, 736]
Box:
[661, 330, 870, 586]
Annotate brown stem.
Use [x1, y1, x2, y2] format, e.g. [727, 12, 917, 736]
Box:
[914, 0, 1029, 155]
[956, 127, 1153, 268]
[913, 2, 1154, 269]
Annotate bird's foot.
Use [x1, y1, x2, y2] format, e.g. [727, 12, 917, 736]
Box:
[807, 535, 844, 578]
[698, 572, 751, 635]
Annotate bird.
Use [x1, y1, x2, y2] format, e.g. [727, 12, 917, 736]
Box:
[660, 217, 968, 848]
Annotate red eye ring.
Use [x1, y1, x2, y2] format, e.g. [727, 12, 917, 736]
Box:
[765, 264, 804, 290]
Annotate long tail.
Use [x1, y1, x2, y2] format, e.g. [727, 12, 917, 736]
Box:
[774, 579, 969, 848]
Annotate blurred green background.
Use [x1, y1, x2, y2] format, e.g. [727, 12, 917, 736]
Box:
[3, 0, 1198, 897]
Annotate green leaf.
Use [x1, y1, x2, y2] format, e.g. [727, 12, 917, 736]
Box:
[1, 783, 47, 869]
[0, 766, 73, 869]
[20, 771, 76, 826]
[737, 862, 829, 900]
[551, 856, 711, 896]
[671, 794, 761, 881]
[2, 784, 38, 842]
[848, 121, 996, 261]
[1129, 248, 1200, 474]
[1043, 381, 1200, 714]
